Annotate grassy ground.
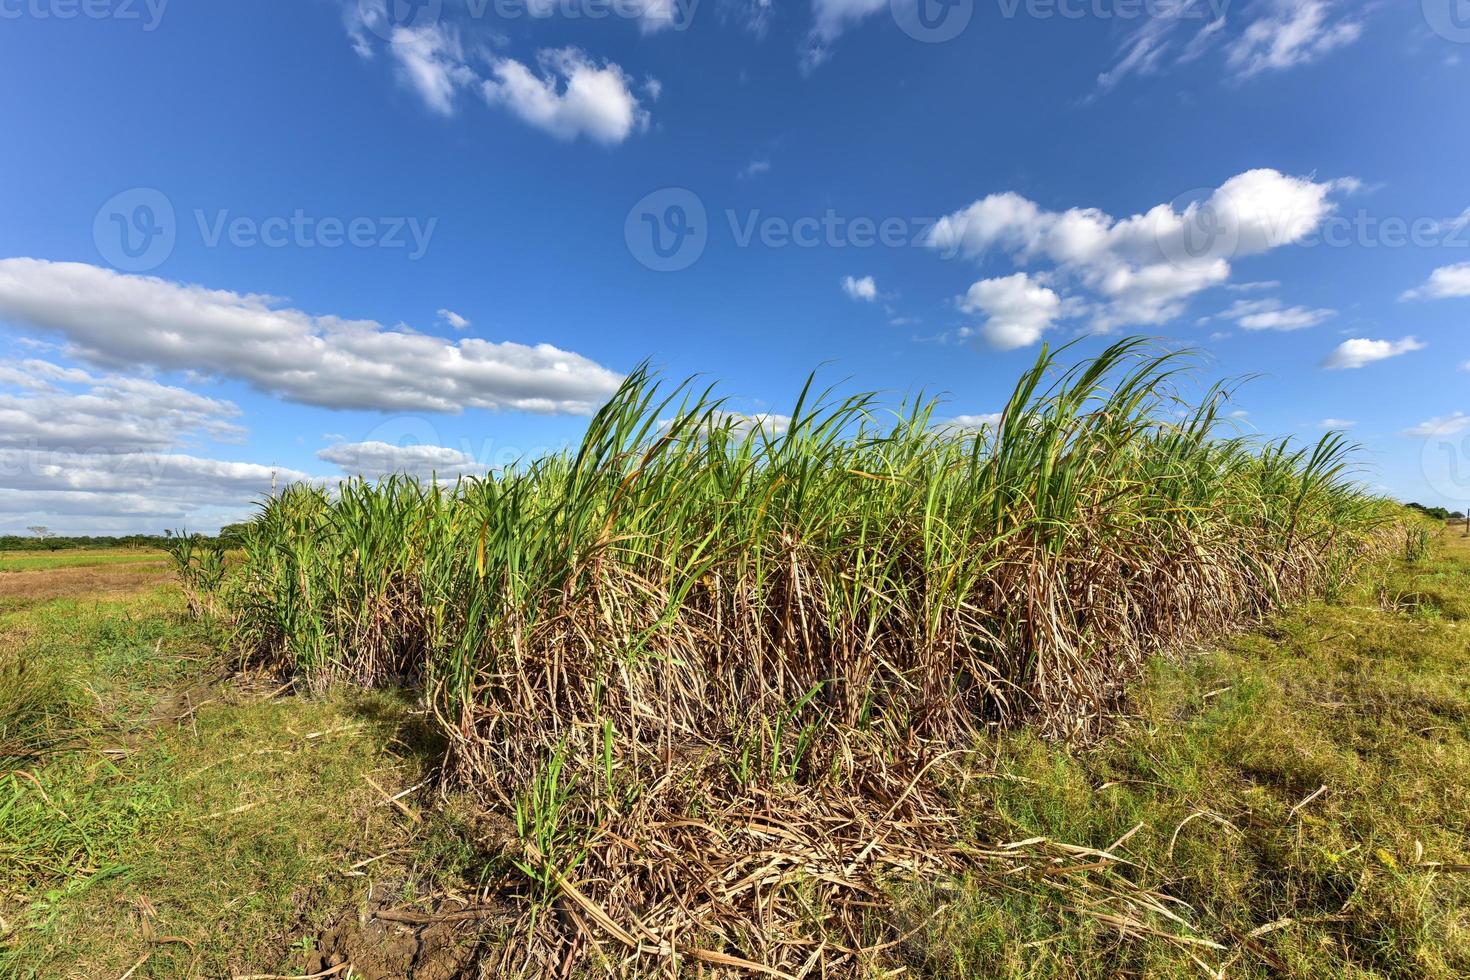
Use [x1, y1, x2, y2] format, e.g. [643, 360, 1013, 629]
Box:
[0, 584, 444, 979]
[1, 533, 1467, 978]
[903, 531, 1470, 978]
[0, 550, 164, 573]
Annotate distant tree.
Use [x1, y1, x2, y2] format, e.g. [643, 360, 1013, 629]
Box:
[25, 525, 53, 539]
[1405, 502, 1453, 521]
[217, 522, 252, 548]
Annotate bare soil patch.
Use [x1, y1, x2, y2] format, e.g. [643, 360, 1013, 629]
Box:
[297, 881, 505, 980]
[0, 561, 169, 606]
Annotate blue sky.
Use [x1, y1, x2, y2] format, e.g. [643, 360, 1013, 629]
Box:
[1, 0, 1468, 533]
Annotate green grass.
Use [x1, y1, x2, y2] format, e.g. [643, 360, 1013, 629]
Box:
[0, 550, 164, 572]
[898, 533, 1470, 978]
[0, 588, 442, 979]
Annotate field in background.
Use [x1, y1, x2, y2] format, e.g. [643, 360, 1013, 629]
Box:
[1, 522, 1467, 977]
[0, 550, 170, 615]
[0, 549, 165, 573]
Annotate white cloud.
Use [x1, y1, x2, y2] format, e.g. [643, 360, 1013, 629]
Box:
[632, 0, 691, 32]
[342, 11, 652, 144]
[387, 24, 479, 116]
[841, 275, 878, 302]
[1227, 280, 1282, 292]
[1402, 262, 1470, 301]
[1322, 336, 1426, 370]
[1225, 0, 1362, 80]
[1205, 297, 1334, 331]
[0, 445, 319, 534]
[317, 440, 483, 480]
[714, 411, 792, 436]
[927, 169, 1349, 331]
[1403, 412, 1470, 438]
[661, 410, 793, 438]
[958, 273, 1063, 351]
[0, 358, 243, 451]
[939, 413, 1004, 434]
[1318, 418, 1356, 429]
[1238, 306, 1333, 331]
[725, 0, 774, 38]
[0, 259, 624, 415]
[0, 351, 311, 532]
[1098, 0, 1363, 94]
[482, 48, 652, 145]
[438, 308, 471, 330]
[739, 158, 771, 180]
[801, 0, 887, 71]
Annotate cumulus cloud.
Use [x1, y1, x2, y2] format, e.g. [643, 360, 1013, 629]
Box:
[481, 48, 652, 144]
[957, 274, 1064, 351]
[0, 349, 322, 532]
[1403, 412, 1470, 438]
[0, 259, 624, 415]
[1322, 337, 1426, 370]
[342, 9, 653, 144]
[317, 440, 484, 480]
[1402, 262, 1470, 301]
[0, 358, 244, 451]
[841, 275, 878, 302]
[927, 169, 1350, 337]
[0, 445, 319, 533]
[937, 413, 1004, 434]
[1097, 0, 1363, 95]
